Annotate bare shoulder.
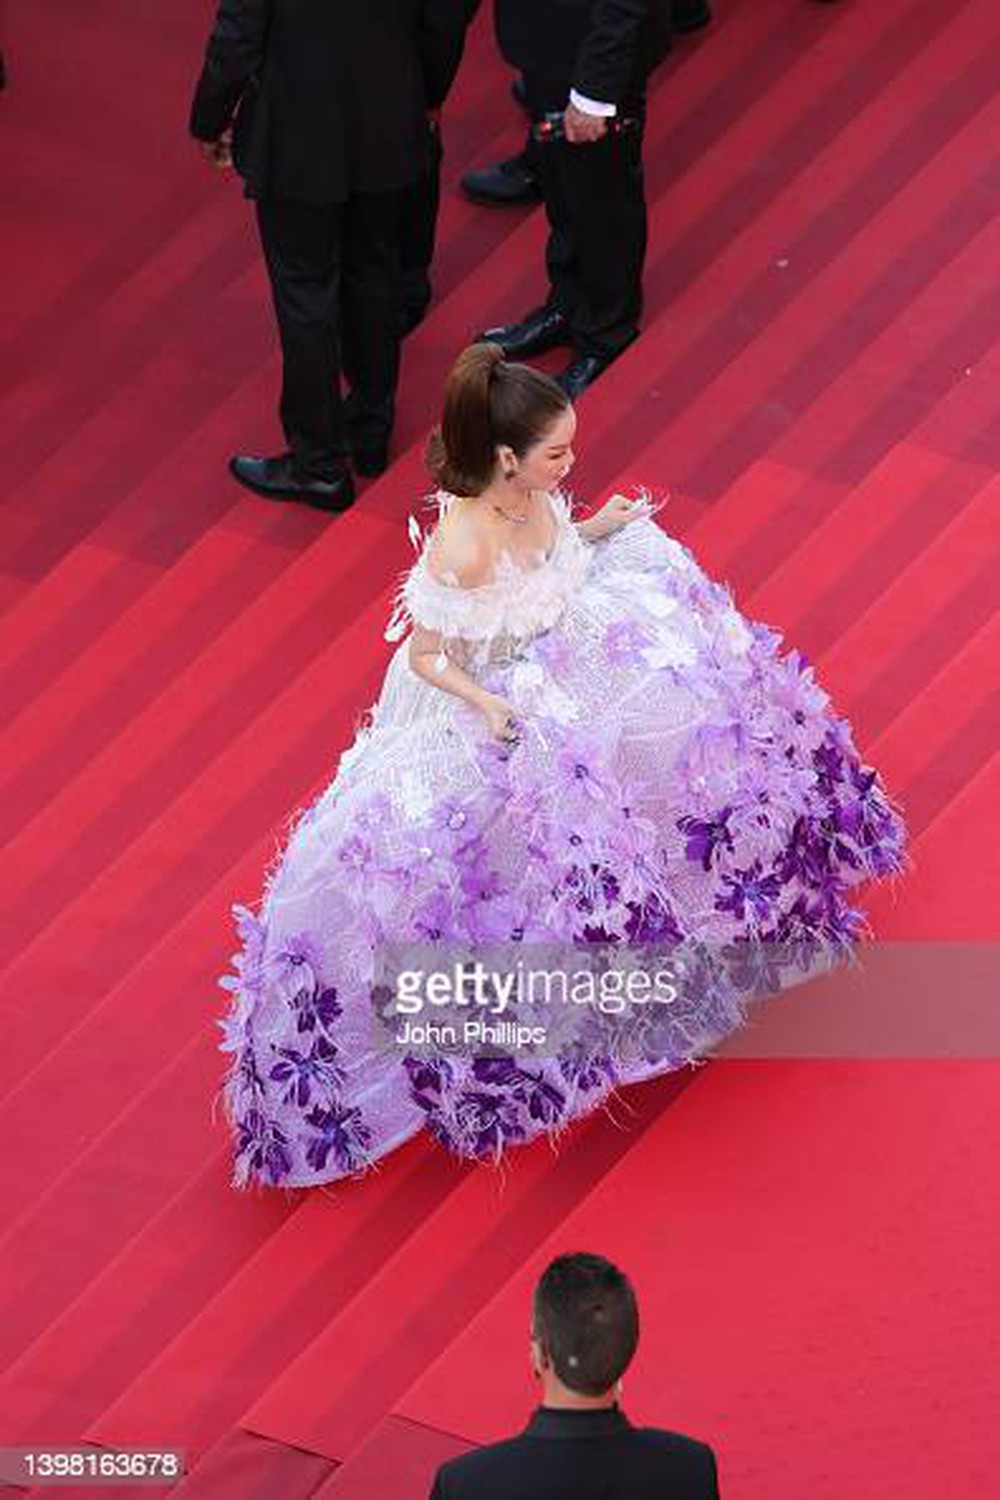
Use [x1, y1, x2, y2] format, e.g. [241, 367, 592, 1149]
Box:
[426, 498, 496, 589]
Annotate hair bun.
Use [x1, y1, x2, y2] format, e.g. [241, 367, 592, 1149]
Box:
[424, 341, 568, 497]
[477, 341, 506, 378]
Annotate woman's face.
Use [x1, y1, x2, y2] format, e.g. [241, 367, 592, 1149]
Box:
[509, 406, 578, 493]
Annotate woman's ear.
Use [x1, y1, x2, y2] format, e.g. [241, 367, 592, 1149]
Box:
[495, 443, 518, 478]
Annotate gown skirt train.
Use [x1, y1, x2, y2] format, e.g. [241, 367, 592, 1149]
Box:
[216, 490, 907, 1189]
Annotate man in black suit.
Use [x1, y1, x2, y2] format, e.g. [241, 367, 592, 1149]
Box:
[428, 1252, 721, 1499]
[189, 0, 468, 512]
[477, 0, 660, 400]
[400, 0, 482, 334]
[461, 0, 710, 208]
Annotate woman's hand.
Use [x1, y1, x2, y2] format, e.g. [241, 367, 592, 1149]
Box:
[581, 493, 650, 541]
[480, 694, 523, 747]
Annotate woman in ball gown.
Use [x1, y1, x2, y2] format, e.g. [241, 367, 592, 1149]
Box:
[217, 343, 907, 1190]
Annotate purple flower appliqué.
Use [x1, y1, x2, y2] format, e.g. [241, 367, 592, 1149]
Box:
[813, 736, 845, 796]
[715, 861, 784, 925]
[520, 1070, 567, 1124]
[272, 930, 323, 979]
[233, 1042, 266, 1099]
[476, 735, 519, 783]
[423, 797, 482, 860]
[625, 892, 683, 945]
[533, 630, 574, 674]
[460, 862, 504, 905]
[403, 1054, 456, 1112]
[411, 889, 454, 942]
[292, 982, 342, 1036]
[337, 831, 378, 875]
[269, 1035, 345, 1108]
[555, 745, 613, 804]
[466, 890, 535, 943]
[234, 1108, 293, 1185]
[303, 1103, 372, 1174]
[836, 763, 903, 852]
[471, 1056, 523, 1088]
[777, 815, 833, 887]
[771, 895, 837, 970]
[677, 807, 735, 872]
[471, 1055, 566, 1125]
[453, 1087, 528, 1156]
[602, 619, 653, 668]
[558, 1048, 617, 1093]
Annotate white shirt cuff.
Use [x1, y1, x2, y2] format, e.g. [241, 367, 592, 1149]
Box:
[569, 88, 617, 118]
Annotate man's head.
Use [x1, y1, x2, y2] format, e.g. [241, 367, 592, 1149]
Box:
[530, 1253, 640, 1403]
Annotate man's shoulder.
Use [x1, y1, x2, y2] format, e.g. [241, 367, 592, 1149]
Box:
[436, 1432, 531, 1478]
[631, 1424, 717, 1463]
[435, 1423, 717, 1481]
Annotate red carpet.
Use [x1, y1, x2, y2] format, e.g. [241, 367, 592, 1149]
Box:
[1, 1, 998, 1497]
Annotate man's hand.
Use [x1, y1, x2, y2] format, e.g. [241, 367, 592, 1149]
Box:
[563, 103, 608, 145]
[199, 125, 234, 170]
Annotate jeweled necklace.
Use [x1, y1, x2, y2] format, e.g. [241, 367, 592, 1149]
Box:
[491, 489, 532, 524]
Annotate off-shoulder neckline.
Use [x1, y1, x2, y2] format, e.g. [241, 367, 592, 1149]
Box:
[423, 489, 565, 593]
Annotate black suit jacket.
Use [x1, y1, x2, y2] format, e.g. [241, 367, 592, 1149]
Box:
[495, 0, 657, 107]
[189, 0, 469, 203]
[428, 1405, 721, 1499]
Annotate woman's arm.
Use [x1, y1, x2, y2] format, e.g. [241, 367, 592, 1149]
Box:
[575, 493, 652, 542]
[405, 523, 519, 741]
[408, 625, 491, 712]
[408, 627, 519, 743]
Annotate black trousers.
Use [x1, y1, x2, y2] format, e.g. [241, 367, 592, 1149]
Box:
[523, 73, 648, 361]
[255, 192, 405, 479]
[398, 0, 478, 317]
[400, 120, 444, 320]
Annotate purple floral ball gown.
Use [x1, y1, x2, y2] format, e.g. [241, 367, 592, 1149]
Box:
[217, 490, 907, 1190]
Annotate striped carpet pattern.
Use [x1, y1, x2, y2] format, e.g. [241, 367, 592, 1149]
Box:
[1, 1, 998, 1496]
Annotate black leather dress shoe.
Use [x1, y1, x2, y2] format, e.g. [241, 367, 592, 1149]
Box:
[461, 153, 541, 206]
[555, 355, 615, 401]
[672, 0, 712, 32]
[478, 305, 571, 359]
[229, 454, 355, 512]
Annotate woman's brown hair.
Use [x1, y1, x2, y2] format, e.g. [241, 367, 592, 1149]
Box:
[425, 342, 569, 496]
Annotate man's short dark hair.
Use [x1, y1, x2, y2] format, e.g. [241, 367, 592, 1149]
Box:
[532, 1252, 640, 1396]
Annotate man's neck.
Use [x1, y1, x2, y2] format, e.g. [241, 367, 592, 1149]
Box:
[540, 1386, 619, 1412]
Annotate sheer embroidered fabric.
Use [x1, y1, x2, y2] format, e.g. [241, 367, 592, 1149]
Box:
[385, 489, 593, 668]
